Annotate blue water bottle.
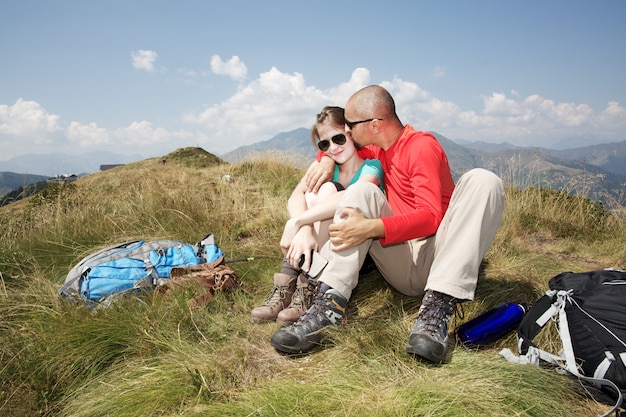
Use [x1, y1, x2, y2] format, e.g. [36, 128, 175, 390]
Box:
[455, 302, 526, 348]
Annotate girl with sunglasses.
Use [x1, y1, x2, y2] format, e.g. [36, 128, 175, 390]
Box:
[251, 106, 384, 325]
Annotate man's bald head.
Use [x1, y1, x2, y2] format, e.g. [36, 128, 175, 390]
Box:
[347, 85, 398, 123]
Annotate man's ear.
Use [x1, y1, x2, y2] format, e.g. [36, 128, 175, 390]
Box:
[369, 118, 382, 133]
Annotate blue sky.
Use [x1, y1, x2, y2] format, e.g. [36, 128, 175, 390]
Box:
[1, 0, 625, 160]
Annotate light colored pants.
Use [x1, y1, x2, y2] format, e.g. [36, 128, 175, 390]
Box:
[319, 168, 505, 302]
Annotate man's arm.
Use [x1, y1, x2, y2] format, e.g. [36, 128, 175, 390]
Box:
[303, 155, 334, 193]
[379, 134, 452, 244]
[305, 146, 377, 192]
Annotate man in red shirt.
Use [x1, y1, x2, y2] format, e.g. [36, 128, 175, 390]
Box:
[270, 85, 504, 363]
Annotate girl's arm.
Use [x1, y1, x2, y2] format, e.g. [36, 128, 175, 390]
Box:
[291, 173, 379, 228]
[286, 162, 316, 218]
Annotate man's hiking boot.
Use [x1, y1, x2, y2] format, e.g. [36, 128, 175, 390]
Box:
[270, 283, 347, 354]
[406, 290, 457, 364]
[276, 274, 320, 325]
[250, 273, 296, 323]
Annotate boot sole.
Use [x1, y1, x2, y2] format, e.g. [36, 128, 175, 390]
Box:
[251, 316, 278, 324]
[270, 331, 322, 354]
[406, 333, 448, 364]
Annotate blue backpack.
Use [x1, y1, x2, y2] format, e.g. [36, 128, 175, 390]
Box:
[58, 234, 224, 307]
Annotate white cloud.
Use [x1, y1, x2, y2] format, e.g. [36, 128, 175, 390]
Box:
[67, 121, 111, 147]
[434, 92, 613, 143]
[113, 121, 198, 146]
[352, 81, 624, 146]
[433, 66, 446, 78]
[381, 77, 459, 130]
[0, 99, 65, 159]
[210, 55, 247, 82]
[483, 92, 524, 117]
[0, 99, 208, 159]
[0, 99, 61, 138]
[183, 67, 371, 152]
[131, 50, 158, 72]
[598, 101, 626, 124]
[1, 68, 625, 161]
[66, 120, 206, 155]
[324, 67, 371, 102]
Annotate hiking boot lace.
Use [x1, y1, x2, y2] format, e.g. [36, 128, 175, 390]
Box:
[289, 279, 320, 311]
[289, 286, 346, 336]
[412, 290, 458, 342]
[262, 284, 287, 307]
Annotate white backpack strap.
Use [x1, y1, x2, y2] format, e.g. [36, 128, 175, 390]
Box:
[555, 291, 580, 373]
[557, 291, 624, 417]
[509, 290, 569, 367]
[595, 352, 615, 380]
[532, 346, 565, 366]
[535, 291, 560, 326]
[500, 345, 563, 367]
[502, 294, 567, 366]
[574, 373, 623, 417]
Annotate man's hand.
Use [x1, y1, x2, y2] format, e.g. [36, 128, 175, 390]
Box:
[328, 208, 384, 251]
[304, 156, 334, 192]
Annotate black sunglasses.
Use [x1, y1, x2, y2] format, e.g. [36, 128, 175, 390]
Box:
[317, 133, 347, 152]
[345, 118, 381, 129]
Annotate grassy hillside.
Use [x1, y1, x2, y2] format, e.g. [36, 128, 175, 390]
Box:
[0, 148, 625, 416]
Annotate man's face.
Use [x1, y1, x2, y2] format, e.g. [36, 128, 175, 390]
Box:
[344, 101, 373, 147]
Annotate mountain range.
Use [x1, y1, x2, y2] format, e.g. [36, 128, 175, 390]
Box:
[2, 129, 625, 207]
[0, 172, 50, 197]
[220, 128, 626, 208]
[0, 151, 144, 178]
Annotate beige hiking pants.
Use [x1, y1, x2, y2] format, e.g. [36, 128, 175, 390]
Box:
[319, 168, 505, 301]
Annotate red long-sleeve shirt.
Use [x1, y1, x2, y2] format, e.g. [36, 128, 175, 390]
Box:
[321, 126, 454, 245]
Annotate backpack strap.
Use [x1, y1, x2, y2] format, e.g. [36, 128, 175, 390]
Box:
[501, 289, 624, 417]
[130, 258, 162, 289]
[517, 290, 562, 358]
[562, 294, 625, 416]
[167, 256, 244, 307]
[195, 233, 224, 263]
[501, 290, 567, 368]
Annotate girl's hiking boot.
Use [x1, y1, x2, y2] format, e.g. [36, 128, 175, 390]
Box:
[270, 283, 347, 354]
[250, 273, 296, 323]
[406, 290, 456, 364]
[276, 274, 320, 325]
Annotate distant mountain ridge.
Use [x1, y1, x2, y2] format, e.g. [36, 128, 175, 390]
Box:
[0, 172, 49, 196]
[0, 151, 144, 177]
[2, 131, 625, 208]
[221, 128, 317, 167]
[222, 129, 626, 208]
[542, 141, 626, 177]
[221, 128, 625, 178]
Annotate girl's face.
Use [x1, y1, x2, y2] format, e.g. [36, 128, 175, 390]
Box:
[316, 124, 356, 165]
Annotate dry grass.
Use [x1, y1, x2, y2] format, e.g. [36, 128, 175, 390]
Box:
[0, 148, 624, 416]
